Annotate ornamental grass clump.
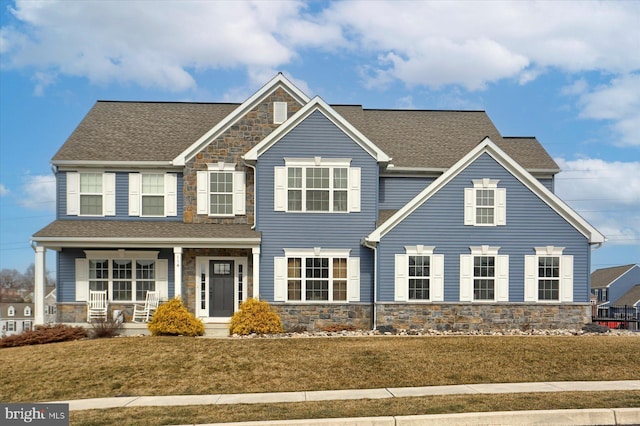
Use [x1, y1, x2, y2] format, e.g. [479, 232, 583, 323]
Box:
[148, 297, 204, 337]
[229, 298, 283, 335]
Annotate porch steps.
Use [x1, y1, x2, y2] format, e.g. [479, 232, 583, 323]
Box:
[204, 323, 230, 337]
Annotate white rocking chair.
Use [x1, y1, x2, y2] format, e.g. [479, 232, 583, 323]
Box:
[132, 291, 160, 323]
[87, 290, 108, 322]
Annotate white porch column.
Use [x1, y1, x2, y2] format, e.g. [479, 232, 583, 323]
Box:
[174, 247, 183, 299]
[34, 245, 46, 325]
[252, 247, 260, 299]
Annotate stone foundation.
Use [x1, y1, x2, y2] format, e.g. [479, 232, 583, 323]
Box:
[57, 303, 141, 323]
[376, 303, 592, 331]
[272, 303, 373, 331]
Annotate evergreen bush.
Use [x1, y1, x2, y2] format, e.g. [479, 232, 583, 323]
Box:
[229, 298, 283, 335]
[147, 297, 204, 337]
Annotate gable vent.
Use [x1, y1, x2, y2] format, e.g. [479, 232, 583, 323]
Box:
[273, 102, 287, 124]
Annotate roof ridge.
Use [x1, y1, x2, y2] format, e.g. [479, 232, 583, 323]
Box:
[95, 100, 241, 105]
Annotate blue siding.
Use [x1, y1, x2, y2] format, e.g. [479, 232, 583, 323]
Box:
[539, 177, 554, 192]
[377, 153, 590, 303]
[610, 265, 640, 304]
[255, 110, 378, 302]
[379, 177, 434, 210]
[57, 248, 175, 302]
[57, 171, 183, 221]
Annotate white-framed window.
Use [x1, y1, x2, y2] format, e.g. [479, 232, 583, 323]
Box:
[75, 251, 168, 302]
[7, 306, 15, 317]
[128, 173, 177, 217]
[273, 101, 287, 124]
[24, 306, 31, 316]
[524, 246, 573, 302]
[6, 321, 15, 332]
[460, 246, 509, 302]
[66, 171, 116, 216]
[394, 246, 444, 302]
[196, 163, 246, 217]
[464, 179, 506, 226]
[23, 321, 32, 332]
[274, 158, 361, 213]
[46, 305, 57, 315]
[274, 248, 360, 302]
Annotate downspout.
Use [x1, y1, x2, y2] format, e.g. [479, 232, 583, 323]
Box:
[362, 238, 378, 330]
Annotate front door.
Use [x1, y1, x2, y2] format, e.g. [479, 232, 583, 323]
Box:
[209, 260, 234, 317]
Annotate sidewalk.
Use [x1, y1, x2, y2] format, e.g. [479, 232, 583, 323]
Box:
[47, 380, 640, 425]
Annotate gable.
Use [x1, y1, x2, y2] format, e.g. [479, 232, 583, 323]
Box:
[244, 97, 391, 164]
[367, 138, 604, 244]
[591, 264, 638, 288]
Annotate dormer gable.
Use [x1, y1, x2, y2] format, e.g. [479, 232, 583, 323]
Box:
[173, 73, 310, 166]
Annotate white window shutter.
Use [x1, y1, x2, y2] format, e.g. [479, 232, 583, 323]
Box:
[524, 255, 537, 302]
[431, 254, 445, 302]
[349, 167, 361, 213]
[464, 188, 474, 225]
[165, 173, 177, 217]
[560, 255, 574, 302]
[67, 172, 79, 216]
[459, 255, 473, 301]
[103, 173, 116, 216]
[156, 259, 169, 301]
[197, 171, 208, 215]
[129, 173, 141, 216]
[496, 255, 509, 301]
[394, 254, 407, 302]
[496, 188, 506, 225]
[348, 257, 360, 301]
[75, 258, 88, 302]
[274, 167, 286, 211]
[234, 171, 246, 215]
[274, 257, 286, 301]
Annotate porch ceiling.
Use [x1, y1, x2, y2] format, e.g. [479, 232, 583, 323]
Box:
[32, 220, 261, 249]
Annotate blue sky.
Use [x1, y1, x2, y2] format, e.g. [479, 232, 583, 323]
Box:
[0, 0, 638, 275]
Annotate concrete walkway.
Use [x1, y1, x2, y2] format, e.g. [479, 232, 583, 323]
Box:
[49, 380, 640, 411]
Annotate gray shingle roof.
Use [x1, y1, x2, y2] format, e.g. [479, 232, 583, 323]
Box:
[33, 220, 261, 241]
[591, 264, 637, 289]
[614, 285, 640, 306]
[53, 101, 559, 171]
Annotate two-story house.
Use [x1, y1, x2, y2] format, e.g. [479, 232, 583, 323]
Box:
[591, 264, 640, 327]
[31, 74, 604, 332]
[0, 303, 34, 337]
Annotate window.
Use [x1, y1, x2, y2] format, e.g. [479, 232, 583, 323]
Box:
[273, 101, 287, 124]
[460, 246, 509, 302]
[128, 173, 177, 217]
[24, 306, 31, 317]
[598, 288, 608, 302]
[23, 321, 32, 332]
[196, 163, 245, 216]
[46, 305, 57, 315]
[76, 251, 167, 303]
[394, 246, 444, 302]
[6, 321, 15, 332]
[275, 158, 360, 213]
[274, 249, 360, 302]
[66, 172, 115, 216]
[537, 256, 559, 301]
[7, 306, 15, 317]
[464, 179, 506, 226]
[524, 247, 573, 302]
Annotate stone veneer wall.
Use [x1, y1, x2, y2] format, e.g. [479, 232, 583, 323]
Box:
[272, 303, 373, 331]
[57, 302, 138, 323]
[182, 248, 253, 314]
[376, 303, 592, 331]
[183, 88, 303, 225]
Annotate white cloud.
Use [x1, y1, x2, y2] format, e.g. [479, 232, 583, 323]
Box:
[0, 183, 9, 196]
[18, 175, 55, 211]
[555, 157, 640, 246]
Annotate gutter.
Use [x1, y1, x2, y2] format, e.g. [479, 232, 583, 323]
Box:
[362, 238, 378, 330]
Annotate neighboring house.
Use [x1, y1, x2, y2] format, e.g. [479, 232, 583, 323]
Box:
[45, 286, 57, 324]
[31, 74, 604, 331]
[0, 303, 34, 337]
[591, 264, 640, 325]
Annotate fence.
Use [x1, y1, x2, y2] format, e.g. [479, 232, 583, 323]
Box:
[592, 304, 639, 331]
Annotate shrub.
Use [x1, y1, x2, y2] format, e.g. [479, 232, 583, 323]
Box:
[229, 298, 283, 335]
[0, 324, 87, 348]
[582, 323, 610, 334]
[147, 297, 204, 337]
[89, 314, 124, 339]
